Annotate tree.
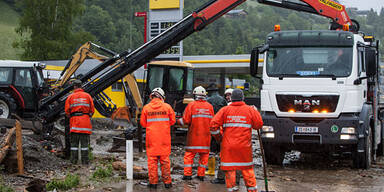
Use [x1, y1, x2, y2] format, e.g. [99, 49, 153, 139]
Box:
[14, 0, 94, 60]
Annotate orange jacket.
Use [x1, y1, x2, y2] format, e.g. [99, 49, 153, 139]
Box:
[210, 101, 263, 170]
[140, 98, 176, 156]
[181, 99, 214, 153]
[65, 88, 94, 134]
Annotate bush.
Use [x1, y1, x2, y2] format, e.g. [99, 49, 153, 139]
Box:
[0, 183, 14, 192]
[46, 174, 80, 191]
[0, 176, 14, 192]
[91, 164, 113, 181]
[88, 145, 94, 161]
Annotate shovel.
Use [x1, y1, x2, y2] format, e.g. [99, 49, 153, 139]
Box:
[257, 129, 275, 192]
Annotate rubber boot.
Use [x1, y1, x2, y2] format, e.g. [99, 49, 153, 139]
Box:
[205, 156, 215, 176]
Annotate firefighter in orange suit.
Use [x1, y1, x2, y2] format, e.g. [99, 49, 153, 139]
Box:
[210, 89, 263, 192]
[140, 87, 175, 189]
[178, 86, 214, 181]
[65, 79, 94, 165]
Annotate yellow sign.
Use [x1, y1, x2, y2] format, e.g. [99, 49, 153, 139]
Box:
[149, 0, 180, 10]
[318, 0, 343, 11]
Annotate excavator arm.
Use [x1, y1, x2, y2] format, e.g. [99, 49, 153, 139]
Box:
[257, 0, 359, 32]
[57, 41, 116, 88]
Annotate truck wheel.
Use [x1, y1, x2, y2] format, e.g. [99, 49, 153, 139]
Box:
[377, 138, 384, 156]
[377, 122, 384, 156]
[0, 91, 17, 118]
[353, 128, 372, 169]
[263, 143, 285, 165]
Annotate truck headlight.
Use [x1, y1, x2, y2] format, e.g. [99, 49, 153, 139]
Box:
[262, 133, 275, 138]
[341, 127, 355, 134]
[340, 134, 357, 140]
[262, 126, 274, 132]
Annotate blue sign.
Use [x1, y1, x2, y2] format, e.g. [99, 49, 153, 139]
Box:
[296, 71, 320, 76]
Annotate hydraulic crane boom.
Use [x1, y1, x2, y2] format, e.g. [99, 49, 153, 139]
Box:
[39, 0, 247, 123]
[257, 0, 359, 32]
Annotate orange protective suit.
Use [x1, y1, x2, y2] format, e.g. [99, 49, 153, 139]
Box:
[65, 88, 94, 134]
[226, 169, 258, 192]
[210, 101, 263, 191]
[140, 98, 176, 184]
[180, 99, 214, 176]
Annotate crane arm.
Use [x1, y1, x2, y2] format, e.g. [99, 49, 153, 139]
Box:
[257, 0, 358, 32]
[40, 0, 248, 123]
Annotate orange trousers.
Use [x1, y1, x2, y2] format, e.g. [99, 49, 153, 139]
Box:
[225, 167, 258, 192]
[183, 151, 209, 176]
[147, 155, 172, 184]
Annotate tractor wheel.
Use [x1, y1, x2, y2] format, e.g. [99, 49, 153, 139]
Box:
[0, 91, 17, 118]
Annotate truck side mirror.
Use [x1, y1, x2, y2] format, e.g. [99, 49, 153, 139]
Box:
[365, 48, 377, 77]
[250, 44, 268, 78]
[250, 48, 259, 77]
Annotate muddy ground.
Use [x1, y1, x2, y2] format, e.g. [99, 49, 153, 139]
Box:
[1, 120, 384, 192]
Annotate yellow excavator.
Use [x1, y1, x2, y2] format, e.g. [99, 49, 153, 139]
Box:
[52, 41, 194, 153]
[55, 41, 194, 126]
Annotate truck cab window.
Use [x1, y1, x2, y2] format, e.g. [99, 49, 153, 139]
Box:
[358, 47, 365, 76]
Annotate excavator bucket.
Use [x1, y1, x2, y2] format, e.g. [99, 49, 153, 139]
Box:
[111, 106, 132, 128]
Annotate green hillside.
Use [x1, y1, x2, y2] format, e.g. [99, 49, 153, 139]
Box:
[0, 1, 23, 60]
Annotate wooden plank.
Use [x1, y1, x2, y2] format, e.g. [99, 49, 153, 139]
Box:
[0, 127, 16, 163]
[15, 120, 24, 175]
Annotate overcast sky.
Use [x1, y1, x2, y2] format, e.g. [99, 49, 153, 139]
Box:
[339, 0, 384, 12]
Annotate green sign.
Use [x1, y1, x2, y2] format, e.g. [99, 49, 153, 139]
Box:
[331, 125, 339, 133]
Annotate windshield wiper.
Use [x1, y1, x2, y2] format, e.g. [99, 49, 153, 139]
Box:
[305, 74, 337, 80]
[277, 74, 301, 80]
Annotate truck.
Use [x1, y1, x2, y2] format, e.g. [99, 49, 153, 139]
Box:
[251, 0, 383, 169]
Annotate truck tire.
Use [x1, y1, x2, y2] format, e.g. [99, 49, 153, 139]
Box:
[0, 91, 17, 119]
[353, 127, 372, 169]
[377, 138, 384, 156]
[263, 143, 285, 165]
[377, 122, 384, 156]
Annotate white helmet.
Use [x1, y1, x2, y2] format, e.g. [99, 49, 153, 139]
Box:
[193, 86, 207, 95]
[151, 87, 165, 99]
[224, 88, 233, 95]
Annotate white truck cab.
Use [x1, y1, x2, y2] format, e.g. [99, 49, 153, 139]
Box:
[250, 30, 383, 169]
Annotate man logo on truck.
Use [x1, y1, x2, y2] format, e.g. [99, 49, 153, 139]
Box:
[294, 99, 320, 111]
[294, 99, 320, 106]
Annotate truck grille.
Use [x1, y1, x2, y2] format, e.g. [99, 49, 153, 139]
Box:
[293, 134, 321, 144]
[276, 94, 339, 113]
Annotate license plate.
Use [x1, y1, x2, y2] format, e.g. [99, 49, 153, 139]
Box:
[295, 126, 318, 133]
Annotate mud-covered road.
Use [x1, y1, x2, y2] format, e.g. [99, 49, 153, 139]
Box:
[116, 156, 384, 192]
[3, 127, 384, 192]
[93, 130, 384, 192]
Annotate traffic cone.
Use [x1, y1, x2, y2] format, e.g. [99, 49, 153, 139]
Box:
[205, 156, 215, 176]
